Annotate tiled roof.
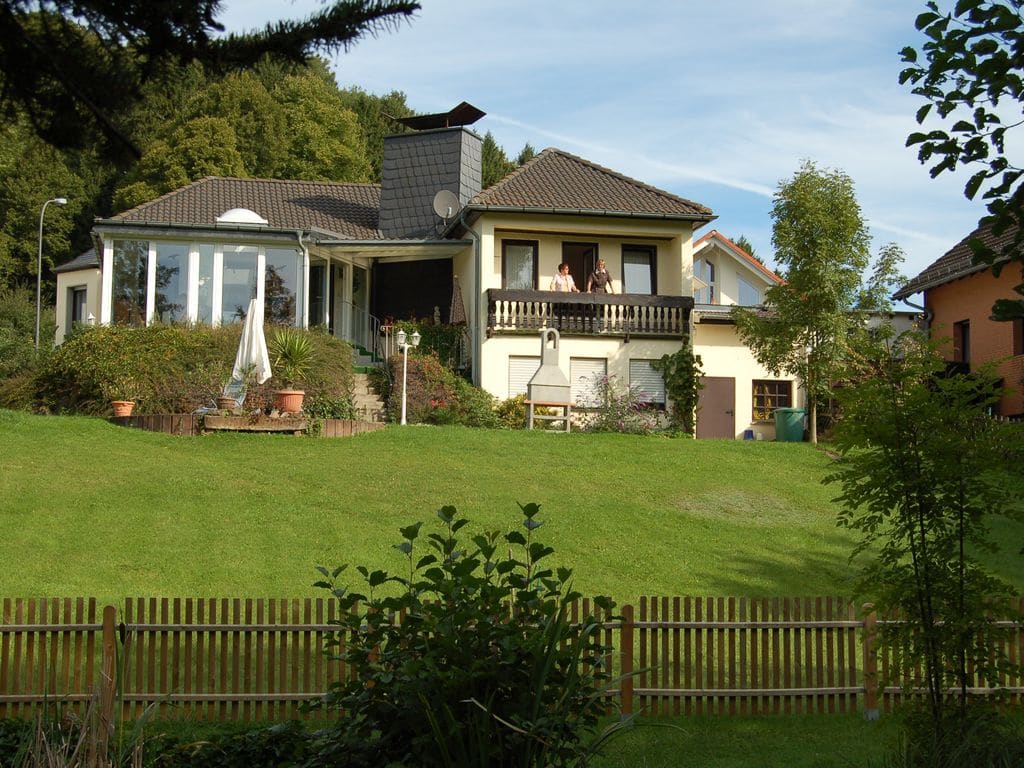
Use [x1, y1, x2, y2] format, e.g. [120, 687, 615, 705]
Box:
[693, 230, 782, 284]
[895, 220, 1018, 298]
[99, 177, 383, 240]
[469, 149, 714, 220]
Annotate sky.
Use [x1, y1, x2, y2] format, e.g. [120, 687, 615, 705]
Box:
[219, 0, 991, 301]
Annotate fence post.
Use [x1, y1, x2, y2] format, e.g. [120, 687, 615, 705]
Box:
[98, 604, 116, 754]
[862, 603, 879, 721]
[620, 603, 634, 720]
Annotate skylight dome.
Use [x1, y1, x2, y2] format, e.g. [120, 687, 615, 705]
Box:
[216, 208, 268, 226]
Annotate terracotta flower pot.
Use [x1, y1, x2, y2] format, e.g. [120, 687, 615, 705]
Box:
[273, 389, 305, 414]
[217, 395, 237, 411]
[111, 400, 135, 417]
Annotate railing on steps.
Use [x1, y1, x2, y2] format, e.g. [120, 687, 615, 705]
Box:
[487, 289, 693, 340]
[336, 301, 383, 363]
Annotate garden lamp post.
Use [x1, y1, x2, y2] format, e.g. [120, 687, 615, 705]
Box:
[36, 196, 68, 351]
[396, 328, 421, 425]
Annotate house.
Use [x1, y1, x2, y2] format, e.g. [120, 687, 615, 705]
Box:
[895, 222, 1024, 418]
[687, 230, 792, 439]
[54, 103, 797, 437]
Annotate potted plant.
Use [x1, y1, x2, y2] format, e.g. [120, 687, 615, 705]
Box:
[101, 373, 141, 417]
[268, 328, 314, 413]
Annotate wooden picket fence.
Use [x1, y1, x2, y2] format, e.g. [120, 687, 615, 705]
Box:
[3, 596, 1024, 723]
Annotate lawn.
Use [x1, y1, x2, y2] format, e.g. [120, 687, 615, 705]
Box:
[1, 408, 1022, 604]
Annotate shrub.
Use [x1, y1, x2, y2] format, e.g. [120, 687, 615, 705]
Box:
[31, 324, 353, 415]
[576, 374, 660, 434]
[885, 703, 1024, 768]
[0, 286, 54, 379]
[307, 504, 620, 768]
[386, 349, 498, 427]
[495, 393, 528, 429]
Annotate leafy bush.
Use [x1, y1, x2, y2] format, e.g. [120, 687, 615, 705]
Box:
[0, 286, 54, 379]
[386, 350, 498, 427]
[31, 324, 353, 415]
[885, 703, 1024, 768]
[495, 393, 528, 429]
[148, 720, 310, 768]
[576, 374, 660, 434]
[307, 504, 621, 768]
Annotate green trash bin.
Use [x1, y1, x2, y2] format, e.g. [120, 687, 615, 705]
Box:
[774, 407, 806, 442]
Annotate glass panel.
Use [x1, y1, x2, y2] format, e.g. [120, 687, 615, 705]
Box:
[309, 262, 326, 328]
[70, 287, 87, 324]
[738, 276, 760, 306]
[694, 258, 716, 303]
[623, 250, 652, 295]
[221, 246, 258, 325]
[111, 239, 148, 326]
[197, 245, 214, 325]
[504, 243, 535, 290]
[265, 247, 301, 325]
[154, 242, 188, 323]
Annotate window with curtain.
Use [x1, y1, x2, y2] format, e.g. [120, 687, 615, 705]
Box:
[502, 240, 538, 290]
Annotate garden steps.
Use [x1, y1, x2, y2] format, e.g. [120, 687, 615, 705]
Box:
[352, 372, 386, 422]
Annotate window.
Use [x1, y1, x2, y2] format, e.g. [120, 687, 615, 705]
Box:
[502, 240, 538, 290]
[737, 276, 761, 306]
[629, 360, 665, 407]
[68, 286, 87, 329]
[571, 357, 607, 407]
[622, 245, 655, 294]
[508, 356, 540, 397]
[953, 320, 970, 363]
[694, 258, 715, 303]
[1013, 318, 1023, 357]
[111, 239, 149, 325]
[196, 244, 215, 325]
[221, 246, 258, 324]
[752, 379, 792, 421]
[265, 247, 302, 325]
[154, 242, 188, 323]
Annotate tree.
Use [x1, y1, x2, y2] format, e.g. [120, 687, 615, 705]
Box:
[733, 234, 764, 265]
[516, 142, 537, 165]
[900, 1, 1024, 321]
[482, 131, 516, 188]
[732, 161, 871, 443]
[828, 333, 1023, 764]
[0, 0, 420, 160]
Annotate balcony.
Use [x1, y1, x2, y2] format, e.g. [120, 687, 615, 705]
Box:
[487, 289, 693, 340]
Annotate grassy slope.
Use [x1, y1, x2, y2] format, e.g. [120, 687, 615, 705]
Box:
[2, 409, 1021, 604]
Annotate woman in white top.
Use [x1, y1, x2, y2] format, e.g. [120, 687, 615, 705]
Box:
[549, 263, 579, 292]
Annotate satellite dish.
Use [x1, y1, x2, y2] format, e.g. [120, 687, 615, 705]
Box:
[432, 190, 461, 222]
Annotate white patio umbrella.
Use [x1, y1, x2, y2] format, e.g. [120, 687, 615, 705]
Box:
[230, 297, 272, 387]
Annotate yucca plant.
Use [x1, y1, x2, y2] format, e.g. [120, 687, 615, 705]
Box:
[269, 328, 315, 390]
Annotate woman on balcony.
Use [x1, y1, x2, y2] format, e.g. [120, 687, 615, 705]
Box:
[550, 263, 580, 292]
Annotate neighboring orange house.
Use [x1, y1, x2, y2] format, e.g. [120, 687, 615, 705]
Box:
[895, 223, 1024, 418]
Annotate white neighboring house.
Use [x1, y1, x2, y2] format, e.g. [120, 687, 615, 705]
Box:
[689, 230, 792, 439]
[54, 103, 798, 438]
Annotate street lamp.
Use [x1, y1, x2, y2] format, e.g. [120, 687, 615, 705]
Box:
[36, 197, 68, 351]
[396, 328, 421, 425]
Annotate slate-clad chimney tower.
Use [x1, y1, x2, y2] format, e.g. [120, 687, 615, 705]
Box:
[378, 102, 485, 239]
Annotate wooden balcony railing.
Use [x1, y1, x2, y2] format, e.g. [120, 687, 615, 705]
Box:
[487, 289, 693, 339]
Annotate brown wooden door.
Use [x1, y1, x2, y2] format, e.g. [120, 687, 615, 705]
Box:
[697, 376, 736, 439]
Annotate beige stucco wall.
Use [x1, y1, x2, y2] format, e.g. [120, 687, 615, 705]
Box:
[694, 321, 801, 439]
[54, 267, 101, 344]
[479, 332, 685, 401]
